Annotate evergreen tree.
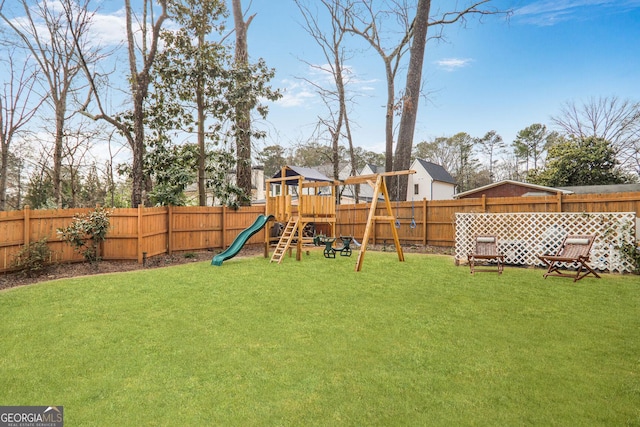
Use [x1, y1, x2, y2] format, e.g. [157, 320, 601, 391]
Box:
[528, 136, 632, 187]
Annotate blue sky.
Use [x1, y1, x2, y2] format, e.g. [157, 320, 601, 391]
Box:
[3, 0, 638, 166]
[245, 0, 640, 156]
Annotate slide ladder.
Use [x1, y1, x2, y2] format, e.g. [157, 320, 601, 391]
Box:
[270, 216, 299, 264]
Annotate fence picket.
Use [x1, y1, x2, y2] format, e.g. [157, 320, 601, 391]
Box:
[0, 191, 638, 273]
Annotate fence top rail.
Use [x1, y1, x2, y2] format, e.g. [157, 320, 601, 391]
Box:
[456, 211, 637, 216]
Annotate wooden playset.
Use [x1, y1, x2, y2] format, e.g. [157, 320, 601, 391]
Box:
[264, 165, 415, 272]
[265, 166, 339, 263]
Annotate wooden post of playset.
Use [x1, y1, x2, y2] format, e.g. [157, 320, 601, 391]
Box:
[343, 170, 415, 272]
[296, 176, 303, 261]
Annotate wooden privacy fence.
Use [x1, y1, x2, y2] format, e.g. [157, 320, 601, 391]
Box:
[336, 191, 640, 248]
[0, 191, 638, 273]
[0, 205, 266, 273]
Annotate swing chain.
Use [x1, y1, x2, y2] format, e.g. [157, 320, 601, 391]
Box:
[395, 175, 401, 229]
[394, 175, 417, 229]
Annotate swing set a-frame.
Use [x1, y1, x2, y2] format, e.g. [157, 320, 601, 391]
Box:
[342, 169, 415, 271]
[265, 165, 415, 272]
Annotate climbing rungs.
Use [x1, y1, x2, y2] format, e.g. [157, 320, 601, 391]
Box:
[270, 217, 299, 264]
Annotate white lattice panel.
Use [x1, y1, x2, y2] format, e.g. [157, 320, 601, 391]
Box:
[455, 212, 637, 273]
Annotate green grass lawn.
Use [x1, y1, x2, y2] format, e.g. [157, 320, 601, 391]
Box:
[1, 251, 639, 426]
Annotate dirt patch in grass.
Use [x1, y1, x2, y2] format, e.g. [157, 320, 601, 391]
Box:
[0, 244, 453, 291]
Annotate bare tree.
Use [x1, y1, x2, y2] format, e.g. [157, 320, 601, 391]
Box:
[344, 0, 414, 173]
[124, 0, 167, 207]
[344, 1, 505, 197]
[493, 152, 522, 182]
[552, 96, 640, 175]
[0, 0, 95, 208]
[414, 136, 458, 172]
[414, 132, 479, 192]
[393, 0, 430, 183]
[0, 50, 43, 211]
[61, 122, 97, 207]
[475, 130, 504, 182]
[23, 139, 55, 208]
[295, 0, 358, 188]
[71, 0, 169, 207]
[393, 0, 503, 198]
[102, 129, 127, 208]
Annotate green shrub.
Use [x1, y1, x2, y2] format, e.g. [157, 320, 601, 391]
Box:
[618, 242, 640, 274]
[57, 206, 111, 263]
[12, 238, 52, 277]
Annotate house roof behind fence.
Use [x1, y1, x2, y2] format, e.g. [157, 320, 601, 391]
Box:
[415, 159, 456, 184]
[557, 183, 640, 194]
[454, 180, 573, 199]
[271, 165, 335, 185]
[364, 164, 386, 174]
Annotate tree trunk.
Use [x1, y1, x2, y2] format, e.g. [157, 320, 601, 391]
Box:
[53, 101, 66, 208]
[343, 108, 358, 203]
[384, 59, 395, 173]
[124, 0, 167, 207]
[0, 138, 7, 211]
[197, 32, 207, 206]
[333, 53, 345, 182]
[130, 86, 146, 208]
[394, 0, 431, 199]
[232, 0, 253, 206]
[129, 73, 150, 208]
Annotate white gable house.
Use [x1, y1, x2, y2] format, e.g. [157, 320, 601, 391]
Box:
[340, 164, 386, 202]
[406, 159, 456, 200]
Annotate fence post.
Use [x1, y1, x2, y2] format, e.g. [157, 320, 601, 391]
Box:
[23, 205, 31, 246]
[167, 205, 173, 256]
[137, 204, 143, 264]
[422, 198, 428, 245]
[482, 194, 487, 212]
[557, 192, 563, 212]
[96, 204, 103, 260]
[221, 205, 226, 248]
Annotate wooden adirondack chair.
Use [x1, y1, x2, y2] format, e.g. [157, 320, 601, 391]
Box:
[468, 235, 505, 274]
[537, 235, 601, 282]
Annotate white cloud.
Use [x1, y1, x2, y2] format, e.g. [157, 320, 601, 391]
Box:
[275, 62, 380, 108]
[514, 0, 640, 26]
[435, 58, 473, 71]
[90, 9, 128, 46]
[275, 79, 317, 108]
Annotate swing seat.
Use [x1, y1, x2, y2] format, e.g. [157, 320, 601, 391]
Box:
[336, 236, 353, 257]
[322, 238, 336, 258]
[313, 234, 326, 246]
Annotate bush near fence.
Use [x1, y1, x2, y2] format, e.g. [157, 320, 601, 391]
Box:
[0, 191, 638, 273]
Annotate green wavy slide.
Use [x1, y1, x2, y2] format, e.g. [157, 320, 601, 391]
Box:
[211, 214, 274, 266]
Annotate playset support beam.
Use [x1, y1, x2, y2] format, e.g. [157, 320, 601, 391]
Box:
[346, 170, 416, 272]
